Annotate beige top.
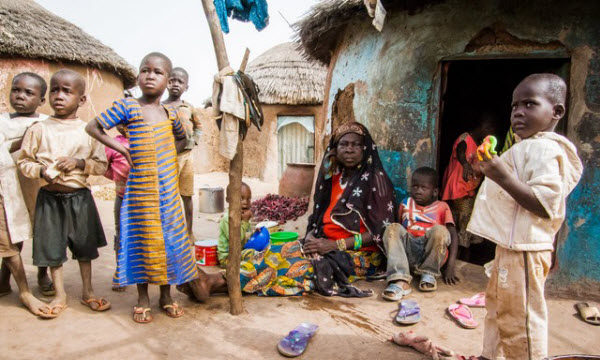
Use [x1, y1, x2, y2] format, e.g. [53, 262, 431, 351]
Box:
[18, 117, 107, 189]
[467, 132, 583, 251]
[0, 113, 47, 243]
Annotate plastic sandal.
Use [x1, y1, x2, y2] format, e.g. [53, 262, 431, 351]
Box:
[395, 300, 421, 325]
[277, 323, 319, 357]
[133, 307, 152, 324]
[80, 297, 111, 312]
[39, 304, 68, 319]
[382, 282, 412, 301]
[447, 304, 478, 329]
[575, 302, 600, 326]
[459, 292, 485, 308]
[419, 273, 437, 292]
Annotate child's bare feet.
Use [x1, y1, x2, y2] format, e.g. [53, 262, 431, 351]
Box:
[19, 292, 49, 316]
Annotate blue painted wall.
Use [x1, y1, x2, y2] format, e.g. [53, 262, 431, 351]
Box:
[322, 0, 600, 296]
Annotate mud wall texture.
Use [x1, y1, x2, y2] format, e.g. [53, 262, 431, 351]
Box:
[194, 104, 322, 184]
[319, 0, 600, 297]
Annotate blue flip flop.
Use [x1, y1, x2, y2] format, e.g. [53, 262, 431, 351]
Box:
[277, 323, 319, 357]
[395, 299, 421, 325]
[382, 282, 412, 301]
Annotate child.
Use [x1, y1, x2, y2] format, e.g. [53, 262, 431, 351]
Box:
[467, 74, 583, 360]
[103, 124, 130, 292]
[86, 52, 199, 324]
[18, 69, 109, 318]
[217, 182, 253, 268]
[382, 167, 458, 301]
[0, 72, 55, 298]
[441, 116, 495, 249]
[163, 67, 202, 241]
[0, 72, 51, 316]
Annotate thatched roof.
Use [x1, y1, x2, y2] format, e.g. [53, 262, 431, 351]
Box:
[0, 0, 136, 88]
[295, 0, 442, 64]
[246, 42, 327, 105]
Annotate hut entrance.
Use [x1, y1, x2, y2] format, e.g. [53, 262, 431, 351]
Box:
[437, 57, 570, 265]
[277, 116, 315, 178]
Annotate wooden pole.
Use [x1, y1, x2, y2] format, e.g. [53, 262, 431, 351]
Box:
[200, 0, 244, 315]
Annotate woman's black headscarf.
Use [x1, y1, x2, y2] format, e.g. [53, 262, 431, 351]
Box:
[306, 122, 397, 253]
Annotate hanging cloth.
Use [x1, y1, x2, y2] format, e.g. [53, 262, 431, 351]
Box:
[214, 0, 269, 34]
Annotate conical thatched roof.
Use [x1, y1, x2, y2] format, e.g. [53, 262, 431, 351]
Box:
[0, 0, 136, 88]
[295, 0, 442, 64]
[246, 42, 327, 106]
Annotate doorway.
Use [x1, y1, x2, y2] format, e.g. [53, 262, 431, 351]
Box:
[277, 115, 315, 178]
[437, 57, 570, 265]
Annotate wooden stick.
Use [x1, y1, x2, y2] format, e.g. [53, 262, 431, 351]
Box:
[200, 0, 244, 315]
[240, 48, 250, 72]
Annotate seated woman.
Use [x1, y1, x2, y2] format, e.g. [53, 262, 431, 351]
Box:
[178, 122, 397, 300]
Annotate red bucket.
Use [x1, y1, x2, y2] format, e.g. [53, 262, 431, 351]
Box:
[195, 240, 218, 266]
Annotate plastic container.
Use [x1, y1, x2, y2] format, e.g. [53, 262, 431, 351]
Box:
[244, 227, 270, 251]
[195, 240, 218, 266]
[270, 231, 299, 245]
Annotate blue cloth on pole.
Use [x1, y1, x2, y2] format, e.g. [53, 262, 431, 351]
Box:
[214, 0, 269, 34]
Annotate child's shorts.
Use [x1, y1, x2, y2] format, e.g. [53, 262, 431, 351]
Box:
[32, 188, 107, 267]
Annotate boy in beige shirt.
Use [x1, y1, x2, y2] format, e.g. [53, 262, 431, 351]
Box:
[468, 74, 583, 360]
[19, 69, 109, 318]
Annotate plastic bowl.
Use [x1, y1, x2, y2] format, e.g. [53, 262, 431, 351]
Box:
[244, 227, 270, 251]
[270, 231, 299, 245]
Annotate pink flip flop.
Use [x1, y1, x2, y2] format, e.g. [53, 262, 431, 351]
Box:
[459, 292, 485, 308]
[447, 304, 478, 329]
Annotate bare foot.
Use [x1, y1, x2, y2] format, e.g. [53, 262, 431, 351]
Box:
[45, 295, 68, 316]
[19, 292, 49, 316]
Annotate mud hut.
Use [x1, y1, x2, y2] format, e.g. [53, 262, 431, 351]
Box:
[297, 0, 600, 298]
[244, 42, 327, 182]
[0, 0, 136, 119]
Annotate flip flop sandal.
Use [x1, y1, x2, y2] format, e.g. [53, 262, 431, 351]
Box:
[39, 304, 68, 319]
[382, 283, 412, 301]
[575, 302, 600, 326]
[40, 282, 56, 297]
[447, 304, 478, 329]
[395, 299, 421, 325]
[419, 274, 437, 292]
[80, 297, 111, 312]
[277, 323, 319, 357]
[459, 292, 486, 308]
[133, 307, 153, 324]
[162, 303, 184, 318]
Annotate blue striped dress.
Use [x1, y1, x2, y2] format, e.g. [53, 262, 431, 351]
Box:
[96, 98, 198, 286]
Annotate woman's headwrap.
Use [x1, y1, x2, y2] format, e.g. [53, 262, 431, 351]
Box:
[306, 122, 397, 252]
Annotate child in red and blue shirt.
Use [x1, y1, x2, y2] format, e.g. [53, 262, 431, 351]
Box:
[382, 167, 459, 301]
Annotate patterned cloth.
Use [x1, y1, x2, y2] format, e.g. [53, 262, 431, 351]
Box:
[96, 98, 199, 286]
[448, 196, 482, 247]
[399, 197, 454, 237]
[238, 240, 383, 296]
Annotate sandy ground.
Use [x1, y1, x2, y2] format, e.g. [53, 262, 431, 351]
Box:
[1, 173, 599, 359]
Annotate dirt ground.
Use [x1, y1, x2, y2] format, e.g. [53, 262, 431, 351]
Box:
[1, 173, 598, 359]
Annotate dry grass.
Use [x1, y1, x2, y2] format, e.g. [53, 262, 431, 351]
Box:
[0, 0, 136, 87]
[246, 42, 327, 105]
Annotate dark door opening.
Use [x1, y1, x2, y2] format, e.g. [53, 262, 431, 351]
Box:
[437, 58, 570, 265]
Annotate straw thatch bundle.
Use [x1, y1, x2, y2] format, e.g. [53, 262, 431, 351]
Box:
[295, 0, 442, 64]
[0, 0, 136, 88]
[246, 42, 327, 106]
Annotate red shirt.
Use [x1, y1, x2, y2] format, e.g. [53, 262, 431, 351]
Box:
[104, 135, 130, 198]
[399, 197, 454, 237]
[322, 174, 377, 251]
[441, 133, 482, 200]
